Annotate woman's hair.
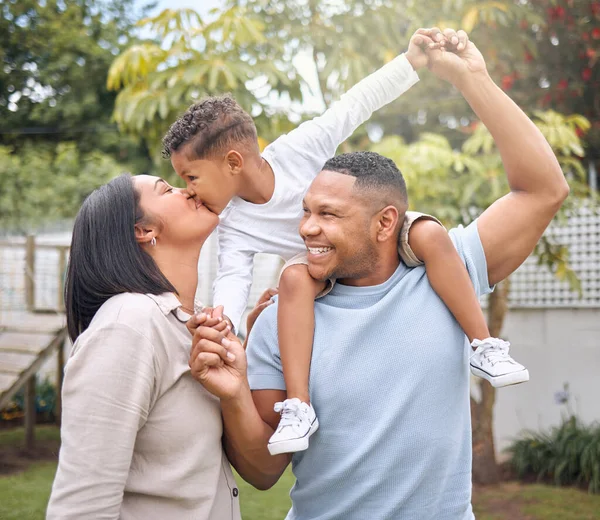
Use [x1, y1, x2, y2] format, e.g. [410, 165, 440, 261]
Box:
[65, 173, 176, 342]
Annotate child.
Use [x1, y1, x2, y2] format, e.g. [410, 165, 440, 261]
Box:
[163, 31, 529, 457]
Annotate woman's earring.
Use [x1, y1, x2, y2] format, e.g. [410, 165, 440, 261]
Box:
[150, 237, 157, 246]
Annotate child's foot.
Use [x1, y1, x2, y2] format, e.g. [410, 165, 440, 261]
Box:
[470, 338, 529, 388]
[268, 398, 319, 456]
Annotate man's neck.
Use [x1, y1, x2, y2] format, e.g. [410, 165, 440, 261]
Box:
[237, 157, 275, 205]
[152, 248, 200, 312]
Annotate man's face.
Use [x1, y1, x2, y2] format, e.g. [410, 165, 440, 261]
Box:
[300, 170, 380, 286]
[171, 146, 235, 215]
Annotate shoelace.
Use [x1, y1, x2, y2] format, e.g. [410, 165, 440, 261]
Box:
[482, 340, 513, 366]
[273, 400, 303, 432]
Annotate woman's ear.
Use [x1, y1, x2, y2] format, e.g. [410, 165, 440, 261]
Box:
[377, 205, 400, 242]
[134, 224, 156, 246]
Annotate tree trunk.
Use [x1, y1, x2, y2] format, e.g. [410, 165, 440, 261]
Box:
[471, 277, 510, 485]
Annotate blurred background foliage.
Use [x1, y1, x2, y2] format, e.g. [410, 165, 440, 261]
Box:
[2, 0, 598, 227]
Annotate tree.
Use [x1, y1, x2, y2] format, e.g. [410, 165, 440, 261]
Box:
[496, 0, 600, 182]
[107, 4, 302, 175]
[370, 110, 590, 483]
[0, 0, 150, 169]
[110, 0, 539, 152]
[0, 143, 124, 232]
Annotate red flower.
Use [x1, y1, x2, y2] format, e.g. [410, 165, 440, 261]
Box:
[592, 2, 600, 16]
[502, 75, 514, 90]
[587, 48, 596, 59]
[592, 28, 600, 39]
[583, 68, 593, 81]
[557, 79, 569, 90]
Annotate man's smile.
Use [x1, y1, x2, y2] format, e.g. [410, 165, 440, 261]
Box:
[306, 245, 334, 260]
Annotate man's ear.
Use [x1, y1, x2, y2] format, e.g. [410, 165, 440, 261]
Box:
[225, 150, 244, 176]
[376, 205, 400, 242]
[134, 223, 156, 246]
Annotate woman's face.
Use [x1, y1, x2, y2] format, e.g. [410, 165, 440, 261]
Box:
[134, 175, 219, 247]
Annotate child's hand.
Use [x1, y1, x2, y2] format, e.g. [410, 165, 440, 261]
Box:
[405, 28, 445, 70]
[246, 288, 278, 341]
[186, 310, 227, 337]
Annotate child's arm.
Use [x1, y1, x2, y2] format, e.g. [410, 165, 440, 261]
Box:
[212, 225, 257, 333]
[408, 219, 490, 342]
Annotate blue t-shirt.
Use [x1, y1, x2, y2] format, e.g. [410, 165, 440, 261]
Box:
[246, 221, 493, 520]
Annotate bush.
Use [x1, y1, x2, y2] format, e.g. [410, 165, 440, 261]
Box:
[1, 377, 58, 423]
[507, 416, 600, 493]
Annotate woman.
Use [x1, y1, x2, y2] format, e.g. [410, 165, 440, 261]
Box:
[47, 173, 241, 519]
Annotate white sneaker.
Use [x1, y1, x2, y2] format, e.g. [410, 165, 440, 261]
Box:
[267, 398, 319, 456]
[470, 337, 529, 388]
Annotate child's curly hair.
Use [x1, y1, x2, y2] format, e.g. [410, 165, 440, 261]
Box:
[162, 94, 257, 159]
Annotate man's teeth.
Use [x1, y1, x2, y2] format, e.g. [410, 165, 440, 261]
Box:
[308, 247, 332, 255]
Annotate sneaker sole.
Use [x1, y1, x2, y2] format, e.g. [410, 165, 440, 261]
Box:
[470, 366, 530, 388]
[267, 418, 320, 456]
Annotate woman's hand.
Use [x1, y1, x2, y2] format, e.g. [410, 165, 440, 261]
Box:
[188, 316, 248, 401]
[246, 288, 278, 341]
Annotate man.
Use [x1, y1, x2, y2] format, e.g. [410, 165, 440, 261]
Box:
[188, 28, 568, 519]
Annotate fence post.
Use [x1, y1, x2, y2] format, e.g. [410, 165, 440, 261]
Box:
[25, 235, 35, 312]
[24, 375, 36, 451]
[57, 246, 67, 310]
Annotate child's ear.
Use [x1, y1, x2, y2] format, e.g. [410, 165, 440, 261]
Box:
[225, 150, 244, 176]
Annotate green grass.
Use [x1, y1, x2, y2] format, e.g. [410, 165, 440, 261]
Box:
[2, 427, 600, 519]
[473, 482, 600, 520]
[0, 461, 57, 520]
[0, 425, 61, 446]
[236, 470, 294, 519]
[0, 425, 294, 520]
[0, 460, 293, 520]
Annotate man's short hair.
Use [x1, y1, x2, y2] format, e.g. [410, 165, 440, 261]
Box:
[322, 151, 408, 206]
[162, 94, 257, 159]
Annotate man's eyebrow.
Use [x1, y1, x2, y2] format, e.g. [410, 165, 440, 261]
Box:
[154, 179, 167, 191]
[303, 199, 343, 212]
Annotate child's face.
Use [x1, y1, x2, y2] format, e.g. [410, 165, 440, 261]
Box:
[171, 150, 235, 216]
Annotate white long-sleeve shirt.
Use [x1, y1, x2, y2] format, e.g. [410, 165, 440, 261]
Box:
[214, 54, 420, 330]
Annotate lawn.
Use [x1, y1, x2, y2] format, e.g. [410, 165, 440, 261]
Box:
[1, 426, 600, 519]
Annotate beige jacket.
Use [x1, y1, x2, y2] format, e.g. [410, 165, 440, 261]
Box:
[47, 293, 241, 520]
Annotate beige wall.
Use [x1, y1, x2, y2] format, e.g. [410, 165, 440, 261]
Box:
[490, 308, 600, 458]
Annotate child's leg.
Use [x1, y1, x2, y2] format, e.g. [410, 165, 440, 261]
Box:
[407, 218, 529, 388]
[407, 219, 489, 342]
[268, 263, 326, 455]
[277, 263, 326, 403]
